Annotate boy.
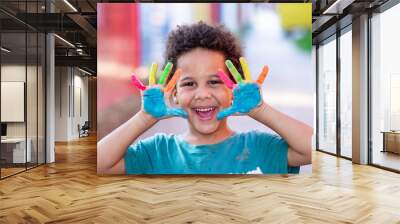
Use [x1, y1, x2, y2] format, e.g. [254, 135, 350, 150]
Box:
[97, 22, 313, 174]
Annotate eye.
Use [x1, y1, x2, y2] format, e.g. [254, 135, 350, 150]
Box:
[180, 81, 195, 87]
[209, 80, 223, 85]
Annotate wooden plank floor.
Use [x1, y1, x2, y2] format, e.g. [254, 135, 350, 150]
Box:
[1, 134, 400, 223]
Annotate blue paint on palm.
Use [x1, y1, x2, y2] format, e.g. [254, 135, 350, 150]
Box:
[143, 88, 187, 119]
[217, 83, 261, 120]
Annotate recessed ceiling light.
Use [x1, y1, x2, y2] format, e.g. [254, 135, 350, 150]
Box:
[63, 0, 78, 12]
[323, 0, 354, 15]
[1, 47, 11, 53]
[54, 34, 75, 48]
[78, 67, 93, 76]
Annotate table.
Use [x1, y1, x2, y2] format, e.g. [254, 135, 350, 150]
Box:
[1, 138, 31, 163]
[381, 131, 400, 154]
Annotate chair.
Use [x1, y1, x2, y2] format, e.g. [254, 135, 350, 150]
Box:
[79, 121, 90, 138]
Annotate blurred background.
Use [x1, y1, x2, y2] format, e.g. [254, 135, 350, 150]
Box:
[97, 3, 313, 172]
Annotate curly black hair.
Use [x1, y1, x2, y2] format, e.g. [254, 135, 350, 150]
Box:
[164, 21, 243, 84]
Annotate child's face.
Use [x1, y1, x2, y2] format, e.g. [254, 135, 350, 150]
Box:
[175, 48, 232, 134]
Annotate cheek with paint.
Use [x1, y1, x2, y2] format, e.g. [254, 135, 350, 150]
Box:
[217, 70, 233, 107]
[222, 86, 233, 108]
[174, 86, 190, 108]
[227, 90, 233, 106]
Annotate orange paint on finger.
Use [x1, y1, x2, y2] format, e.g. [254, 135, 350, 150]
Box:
[256, 65, 269, 85]
[164, 69, 182, 93]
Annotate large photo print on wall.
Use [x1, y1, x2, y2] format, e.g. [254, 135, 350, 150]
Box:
[97, 3, 314, 175]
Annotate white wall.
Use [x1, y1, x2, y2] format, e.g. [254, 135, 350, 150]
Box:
[1, 65, 34, 137]
[73, 73, 89, 137]
[54, 67, 89, 141]
[1, 63, 46, 164]
[55, 67, 69, 141]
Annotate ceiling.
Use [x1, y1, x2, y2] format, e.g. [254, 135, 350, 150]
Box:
[312, 0, 391, 44]
[0, 0, 99, 74]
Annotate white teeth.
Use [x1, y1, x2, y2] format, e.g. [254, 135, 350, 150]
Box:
[194, 107, 214, 112]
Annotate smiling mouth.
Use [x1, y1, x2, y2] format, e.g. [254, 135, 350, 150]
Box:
[192, 106, 218, 121]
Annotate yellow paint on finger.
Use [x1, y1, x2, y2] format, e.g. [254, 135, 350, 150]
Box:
[149, 63, 158, 85]
[239, 57, 251, 81]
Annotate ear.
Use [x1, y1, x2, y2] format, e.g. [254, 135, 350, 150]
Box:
[228, 89, 233, 103]
[170, 88, 179, 105]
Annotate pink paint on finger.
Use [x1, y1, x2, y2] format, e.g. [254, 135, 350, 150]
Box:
[217, 69, 234, 89]
[131, 75, 146, 91]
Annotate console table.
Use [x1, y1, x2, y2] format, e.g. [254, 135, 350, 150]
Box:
[381, 131, 400, 154]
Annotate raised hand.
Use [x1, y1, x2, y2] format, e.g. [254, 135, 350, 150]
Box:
[131, 62, 187, 119]
[216, 57, 269, 120]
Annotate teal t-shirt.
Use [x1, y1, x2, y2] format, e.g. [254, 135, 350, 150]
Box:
[124, 130, 300, 174]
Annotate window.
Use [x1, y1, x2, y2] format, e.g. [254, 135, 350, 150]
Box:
[0, 2, 46, 179]
[317, 37, 337, 154]
[371, 3, 400, 171]
[339, 29, 352, 158]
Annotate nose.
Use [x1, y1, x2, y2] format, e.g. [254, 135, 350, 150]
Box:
[194, 85, 212, 100]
